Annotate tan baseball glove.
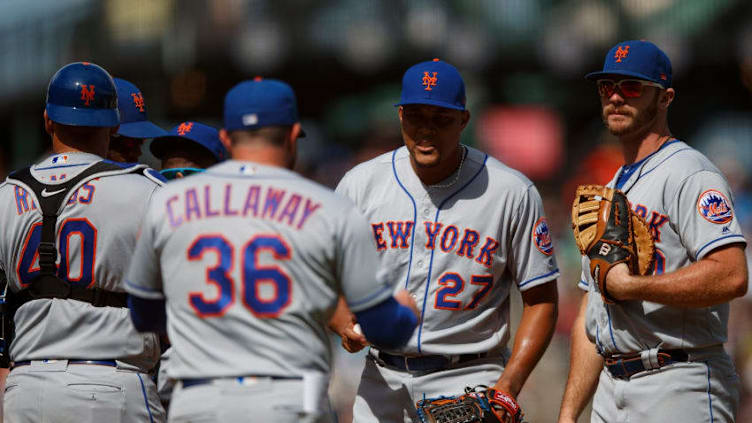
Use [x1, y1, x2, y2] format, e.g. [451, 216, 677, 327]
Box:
[572, 185, 655, 303]
[416, 386, 523, 423]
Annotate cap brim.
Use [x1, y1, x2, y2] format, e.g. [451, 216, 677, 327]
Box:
[585, 70, 668, 87]
[149, 136, 221, 161]
[117, 121, 168, 139]
[394, 99, 465, 111]
[46, 104, 119, 127]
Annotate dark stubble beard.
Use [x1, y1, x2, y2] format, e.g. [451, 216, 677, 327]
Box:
[602, 93, 659, 137]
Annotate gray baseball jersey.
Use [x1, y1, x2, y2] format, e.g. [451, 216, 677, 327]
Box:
[0, 152, 162, 369]
[579, 139, 747, 354]
[125, 160, 395, 380]
[336, 145, 559, 356]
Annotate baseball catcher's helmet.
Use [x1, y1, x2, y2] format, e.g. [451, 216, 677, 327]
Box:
[46, 62, 119, 127]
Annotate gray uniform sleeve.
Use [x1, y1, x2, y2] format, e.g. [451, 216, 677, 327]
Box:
[509, 185, 560, 291]
[124, 197, 164, 300]
[336, 205, 393, 313]
[334, 171, 358, 203]
[671, 171, 746, 260]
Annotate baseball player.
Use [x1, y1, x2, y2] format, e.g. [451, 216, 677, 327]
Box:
[124, 78, 420, 422]
[558, 40, 748, 423]
[108, 78, 168, 163]
[331, 59, 560, 422]
[0, 62, 166, 422]
[148, 122, 227, 409]
[149, 121, 227, 180]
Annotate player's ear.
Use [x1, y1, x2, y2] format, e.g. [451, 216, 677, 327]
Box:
[290, 123, 302, 142]
[398, 106, 404, 123]
[219, 129, 232, 151]
[659, 88, 675, 110]
[460, 110, 470, 129]
[43, 110, 54, 136]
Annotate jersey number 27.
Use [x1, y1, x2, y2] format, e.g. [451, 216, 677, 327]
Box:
[188, 234, 292, 318]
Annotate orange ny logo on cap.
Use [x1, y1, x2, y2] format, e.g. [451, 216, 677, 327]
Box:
[177, 122, 193, 135]
[422, 72, 437, 91]
[131, 92, 145, 112]
[614, 45, 630, 63]
[80, 85, 95, 106]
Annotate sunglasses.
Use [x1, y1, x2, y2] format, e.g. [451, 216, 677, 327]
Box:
[160, 167, 205, 180]
[597, 79, 664, 98]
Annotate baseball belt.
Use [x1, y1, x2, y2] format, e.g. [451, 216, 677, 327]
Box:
[604, 349, 688, 380]
[11, 359, 117, 370]
[370, 350, 489, 372]
[181, 375, 302, 389]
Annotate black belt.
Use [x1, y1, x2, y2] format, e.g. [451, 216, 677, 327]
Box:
[373, 351, 488, 372]
[181, 375, 302, 388]
[11, 359, 117, 369]
[604, 349, 688, 380]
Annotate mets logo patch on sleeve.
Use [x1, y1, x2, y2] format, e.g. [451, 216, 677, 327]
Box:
[697, 189, 733, 224]
[532, 217, 554, 255]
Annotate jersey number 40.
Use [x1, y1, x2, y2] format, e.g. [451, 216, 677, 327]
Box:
[187, 234, 292, 318]
[17, 218, 97, 288]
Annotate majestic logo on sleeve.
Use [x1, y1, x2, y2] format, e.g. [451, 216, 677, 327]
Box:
[614, 45, 630, 62]
[532, 217, 554, 255]
[422, 72, 438, 91]
[697, 189, 733, 224]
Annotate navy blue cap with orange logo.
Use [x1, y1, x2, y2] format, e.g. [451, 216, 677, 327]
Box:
[46, 62, 119, 127]
[150, 121, 227, 162]
[114, 78, 168, 139]
[395, 58, 466, 111]
[586, 40, 672, 88]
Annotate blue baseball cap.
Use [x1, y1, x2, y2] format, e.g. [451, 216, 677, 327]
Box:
[586, 40, 672, 88]
[114, 78, 168, 139]
[224, 78, 305, 137]
[46, 62, 120, 127]
[395, 58, 466, 111]
[150, 121, 227, 162]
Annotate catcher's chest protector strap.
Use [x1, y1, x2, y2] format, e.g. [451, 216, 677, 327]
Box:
[6, 161, 143, 309]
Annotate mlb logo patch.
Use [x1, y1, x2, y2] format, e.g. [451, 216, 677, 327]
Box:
[51, 155, 68, 164]
[532, 217, 554, 255]
[697, 189, 733, 224]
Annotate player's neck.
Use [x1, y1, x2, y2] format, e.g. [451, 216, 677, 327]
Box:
[411, 146, 464, 186]
[51, 136, 108, 158]
[231, 144, 293, 169]
[619, 125, 672, 165]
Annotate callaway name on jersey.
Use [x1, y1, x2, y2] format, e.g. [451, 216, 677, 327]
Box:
[336, 145, 560, 356]
[125, 160, 395, 379]
[580, 139, 747, 354]
[0, 152, 163, 370]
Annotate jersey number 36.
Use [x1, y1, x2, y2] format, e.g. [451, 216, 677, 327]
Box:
[187, 234, 292, 319]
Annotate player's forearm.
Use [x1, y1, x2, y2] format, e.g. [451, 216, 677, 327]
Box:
[610, 244, 747, 308]
[559, 295, 602, 422]
[495, 282, 557, 397]
[327, 296, 352, 336]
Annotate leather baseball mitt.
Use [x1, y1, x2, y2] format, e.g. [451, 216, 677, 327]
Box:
[571, 185, 655, 303]
[416, 386, 523, 423]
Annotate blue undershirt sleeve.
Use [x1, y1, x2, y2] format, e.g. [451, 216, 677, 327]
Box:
[127, 294, 167, 335]
[354, 297, 418, 349]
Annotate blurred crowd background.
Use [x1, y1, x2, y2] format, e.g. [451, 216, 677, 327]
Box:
[1, 0, 752, 421]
